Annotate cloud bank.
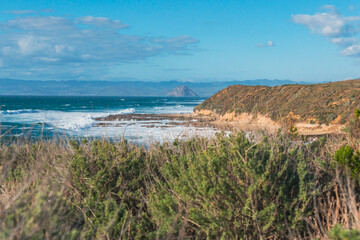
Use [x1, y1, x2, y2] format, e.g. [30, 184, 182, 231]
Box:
[0, 13, 198, 79]
[292, 5, 360, 57]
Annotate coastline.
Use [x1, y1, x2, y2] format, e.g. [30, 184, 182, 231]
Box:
[95, 111, 346, 136]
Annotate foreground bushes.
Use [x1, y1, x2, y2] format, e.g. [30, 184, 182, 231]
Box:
[0, 132, 360, 239]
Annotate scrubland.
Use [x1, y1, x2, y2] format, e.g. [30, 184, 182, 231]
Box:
[1, 122, 360, 239]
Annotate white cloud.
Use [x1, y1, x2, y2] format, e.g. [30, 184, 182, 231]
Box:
[36, 57, 59, 62]
[293, 5, 360, 57]
[330, 37, 357, 46]
[54, 45, 65, 54]
[0, 14, 198, 79]
[76, 16, 128, 29]
[2, 46, 12, 55]
[40, 9, 55, 13]
[321, 5, 338, 13]
[81, 54, 91, 60]
[292, 10, 360, 37]
[341, 44, 360, 56]
[5, 10, 38, 15]
[17, 36, 49, 55]
[256, 40, 275, 48]
[3, 16, 74, 31]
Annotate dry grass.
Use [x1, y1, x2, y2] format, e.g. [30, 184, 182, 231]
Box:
[0, 131, 360, 239]
[195, 79, 360, 126]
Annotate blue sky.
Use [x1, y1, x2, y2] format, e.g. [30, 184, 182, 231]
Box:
[1, 0, 360, 82]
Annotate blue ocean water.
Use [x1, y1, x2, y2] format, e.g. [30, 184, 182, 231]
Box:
[0, 96, 207, 141]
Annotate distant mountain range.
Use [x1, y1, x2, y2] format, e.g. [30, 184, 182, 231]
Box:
[0, 78, 318, 97]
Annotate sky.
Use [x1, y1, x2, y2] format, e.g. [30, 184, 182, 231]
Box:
[1, 0, 360, 82]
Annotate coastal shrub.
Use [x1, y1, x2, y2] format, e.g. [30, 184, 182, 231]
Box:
[327, 113, 338, 123]
[344, 109, 360, 138]
[148, 132, 332, 239]
[355, 109, 360, 118]
[0, 132, 360, 239]
[68, 139, 156, 239]
[334, 145, 360, 176]
[0, 141, 76, 239]
[290, 125, 298, 138]
[329, 225, 360, 240]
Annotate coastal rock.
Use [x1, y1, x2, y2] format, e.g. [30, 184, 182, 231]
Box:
[166, 85, 199, 97]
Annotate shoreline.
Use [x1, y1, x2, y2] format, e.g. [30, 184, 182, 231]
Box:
[95, 113, 220, 129]
[95, 112, 346, 136]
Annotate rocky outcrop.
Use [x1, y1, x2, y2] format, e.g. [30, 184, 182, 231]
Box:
[166, 86, 199, 97]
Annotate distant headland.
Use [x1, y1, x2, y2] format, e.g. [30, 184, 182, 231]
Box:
[0, 78, 315, 97]
[166, 85, 198, 97]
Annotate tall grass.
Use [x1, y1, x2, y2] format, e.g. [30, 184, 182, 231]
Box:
[0, 131, 360, 239]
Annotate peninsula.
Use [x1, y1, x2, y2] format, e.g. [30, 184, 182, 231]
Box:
[98, 79, 360, 135]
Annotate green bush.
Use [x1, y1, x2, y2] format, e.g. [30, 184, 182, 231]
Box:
[148, 132, 324, 238]
[0, 132, 360, 239]
[69, 140, 156, 239]
[329, 225, 360, 240]
[355, 109, 360, 118]
[334, 145, 360, 176]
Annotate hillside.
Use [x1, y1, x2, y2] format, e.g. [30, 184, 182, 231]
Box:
[194, 79, 360, 126]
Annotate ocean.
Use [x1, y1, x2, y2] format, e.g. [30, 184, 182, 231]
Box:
[0, 96, 216, 143]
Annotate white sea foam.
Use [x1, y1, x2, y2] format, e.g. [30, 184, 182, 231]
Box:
[165, 100, 204, 105]
[2, 109, 40, 115]
[117, 108, 135, 114]
[1, 108, 137, 132]
[0, 99, 208, 142]
[144, 105, 193, 114]
[81, 120, 219, 144]
[43, 109, 136, 131]
[45, 112, 95, 130]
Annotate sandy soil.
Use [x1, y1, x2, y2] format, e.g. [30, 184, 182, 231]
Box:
[194, 110, 345, 135]
[294, 123, 344, 135]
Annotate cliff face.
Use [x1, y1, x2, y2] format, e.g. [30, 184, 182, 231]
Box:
[166, 85, 199, 97]
[194, 79, 360, 125]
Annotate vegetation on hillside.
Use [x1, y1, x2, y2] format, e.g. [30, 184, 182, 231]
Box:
[194, 79, 360, 125]
[1, 127, 360, 239]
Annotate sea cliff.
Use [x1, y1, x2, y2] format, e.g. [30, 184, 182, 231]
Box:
[194, 79, 360, 134]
